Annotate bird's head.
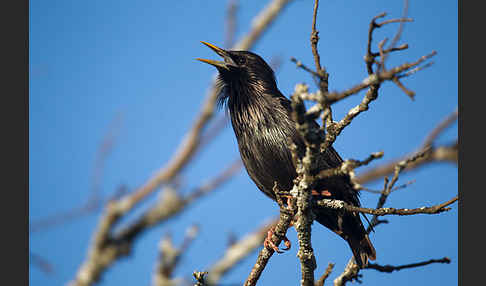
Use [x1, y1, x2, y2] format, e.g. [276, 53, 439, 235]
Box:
[197, 41, 277, 107]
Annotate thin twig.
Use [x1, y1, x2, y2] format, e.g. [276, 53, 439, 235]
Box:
[30, 114, 123, 233]
[153, 225, 200, 286]
[333, 259, 360, 286]
[69, 2, 293, 284]
[120, 0, 294, 212]
[357, 141, 457, 185]
[206, 218, 278, 285]
[309, 0, 328, 94]
[316, 151, 384, 180]
[392, 76, 415, 99]
[316, 196, 458, 216]
[315, 263, 335, 286]
[30, 251, 55, 275]
[335, 141, 453, 285]
[225, 0, 239, 49]
[366, 257, 451, 273]
[359, 180, 415, 194]
[421, 108, 458, 148]
[193, 271, 208, 286]
[324, 51, 436, 104]
[69, 160, 241, 286]
[381, 0, 410, 66]
[291, 57, 321, 80]
[243, 201, 296, 286]
[318, 48, 436, 150]
[233, 0, 293, 50]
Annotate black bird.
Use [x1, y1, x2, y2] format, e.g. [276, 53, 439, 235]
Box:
[197, 41, 376, 268]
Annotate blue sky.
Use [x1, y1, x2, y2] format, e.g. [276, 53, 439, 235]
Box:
[30, 1, 457, 285]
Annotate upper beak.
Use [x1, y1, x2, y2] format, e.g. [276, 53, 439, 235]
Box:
[197, 41, 235, 70]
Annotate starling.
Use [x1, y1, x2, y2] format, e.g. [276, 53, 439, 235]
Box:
[197, 42, 376, 268]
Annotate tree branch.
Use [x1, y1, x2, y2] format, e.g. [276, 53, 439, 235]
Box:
[316, 196, 458, 216]
[315, 263, 334, 286]
[310, 0, 328, 93]
[30, 114, 123, 233]
[356, 141, 457, 185]
[243, 201, 295, 286]
[365, 257, 451, 273]
[68, 160, 241, 286]
[69, 1, 293, 284]
[153, 225, 199, 286]
[206, 218, 278, 285]
[225, 0, 239, 49]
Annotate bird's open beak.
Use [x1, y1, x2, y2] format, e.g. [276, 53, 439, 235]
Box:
[197, 41, 235, 70]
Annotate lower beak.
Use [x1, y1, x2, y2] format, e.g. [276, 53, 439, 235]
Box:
[196, 58, 229, 69]
[197, 41, 234, 70]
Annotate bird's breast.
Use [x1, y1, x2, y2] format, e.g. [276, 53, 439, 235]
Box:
[229, 106, 298, 199]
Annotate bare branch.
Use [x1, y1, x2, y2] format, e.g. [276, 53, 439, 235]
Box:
[119, 0, 294, 212]
[421, 109, 458, 148]
[291, 84, 322, 286]
[335, 130, 455, 285]
[377, 18, 413, 27]
[69, 1, 293, 284]
[397, 61, 434, 79]
[69, 160, 241, 286]
[206, 218, 278, 285]
[225, 0, 239, 49]
[29, 201, 101, 234]
[90, 112, 124, 203]
[366, 257, 451, 273]
[356, 107, 457, 185]
[318, 11, 416, 150]
[291, 57, 321, 81]
[193, 271, 208, 286]
[310, 0, 329, 93]
[324, 51, 436, 104]
[63, 3, 456, 286]
[316, 151, 384, 180]
[360, 180, 415, 194]
[153, 225, 200, 286]
[333, 259, 360, 286]
[316, 196, 458, 216]
[315, 263, 334, 286]
[295, 181, 317, 286]
[30, 114, 123, 233]
[392, 76, 415, 99]
[233, 0, 293, 51]
[360, 147, 432, 236]
[382, 0, 410, 66]
[243, 192, 296, 286]
[319, 47, 434, 150]
[30, 251, 55, 275]
[199, 113, 230, 150]
[357, 141, 457, 185]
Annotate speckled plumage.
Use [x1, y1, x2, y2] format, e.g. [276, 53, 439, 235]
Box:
[200, 45, 376, 268]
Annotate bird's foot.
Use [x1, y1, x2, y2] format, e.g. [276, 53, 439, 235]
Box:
[281, 194, 295, 210]
[264, 228, 291, 253]
[311, 189, 332, 197]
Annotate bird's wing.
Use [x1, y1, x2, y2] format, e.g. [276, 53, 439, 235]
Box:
[276, 92, 361, 204]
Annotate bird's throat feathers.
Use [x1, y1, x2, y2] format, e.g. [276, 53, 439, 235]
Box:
[215, 73, 294, 144]
[216, 71, 277, 111]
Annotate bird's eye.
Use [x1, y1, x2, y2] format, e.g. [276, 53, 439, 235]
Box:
[236, 57, 246, 65]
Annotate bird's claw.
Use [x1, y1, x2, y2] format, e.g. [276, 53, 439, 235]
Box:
[264, 228, 291, 253]
[280, 194, 295, 211]
[282, 236, 291, 251]
[311, 189, 332, 197]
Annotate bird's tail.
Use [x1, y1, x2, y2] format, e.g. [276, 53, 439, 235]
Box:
[314, 208, 376, 268]
[346, 233, 376, 268]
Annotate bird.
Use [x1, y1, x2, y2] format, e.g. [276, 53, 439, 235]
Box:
[197, 41, 376, 268]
